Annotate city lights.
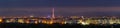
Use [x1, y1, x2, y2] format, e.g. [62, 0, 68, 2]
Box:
[0, 8, 119, 25]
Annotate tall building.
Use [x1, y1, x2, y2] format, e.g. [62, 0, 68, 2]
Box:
[52, 8, 55, 19]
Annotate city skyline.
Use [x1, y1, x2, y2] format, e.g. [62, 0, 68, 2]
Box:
[0, 0, 120, 28]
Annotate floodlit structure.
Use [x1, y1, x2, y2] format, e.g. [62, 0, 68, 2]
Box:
[52, 8, 55, 19]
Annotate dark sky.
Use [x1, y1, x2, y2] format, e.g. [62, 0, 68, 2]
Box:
[0, 0, 120, 16]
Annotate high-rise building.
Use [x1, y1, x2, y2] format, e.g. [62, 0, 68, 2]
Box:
[52, 8, 55, 19]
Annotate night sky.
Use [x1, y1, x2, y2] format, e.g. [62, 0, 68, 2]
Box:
[0, 0, 120, 16]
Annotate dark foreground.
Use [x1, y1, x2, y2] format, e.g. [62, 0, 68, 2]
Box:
[0, 23, 120, 28]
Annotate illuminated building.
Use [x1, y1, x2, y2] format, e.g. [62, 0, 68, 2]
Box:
[52, 8, 55, 19]
[0, 17, 2, 23]
[18, 19, 24, 23]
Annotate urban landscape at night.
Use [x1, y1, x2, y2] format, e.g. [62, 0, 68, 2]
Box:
[0, 8, 120, 25]
[0, 8, 120, 28]
[1, 0, 120, 28]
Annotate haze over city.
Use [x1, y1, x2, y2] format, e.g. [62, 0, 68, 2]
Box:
[0, 0, 120, 16]
[1, 0, 120, 28]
